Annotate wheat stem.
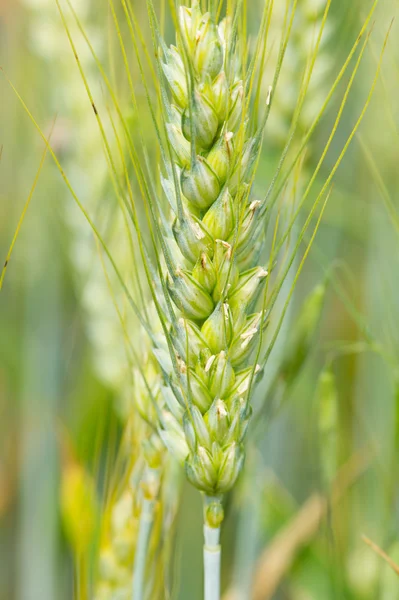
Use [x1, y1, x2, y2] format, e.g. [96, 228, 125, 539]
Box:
[203, 495, 224, 599]
[204, 525, 221, 600]
[132, 497, 155, 600]
[132, 465, 161, 600]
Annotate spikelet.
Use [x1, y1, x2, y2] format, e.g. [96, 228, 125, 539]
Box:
[94, 460, 146, 600]
[267, 0, 334, 150]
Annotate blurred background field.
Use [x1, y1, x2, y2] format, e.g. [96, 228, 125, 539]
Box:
[1, 0, 399, 599]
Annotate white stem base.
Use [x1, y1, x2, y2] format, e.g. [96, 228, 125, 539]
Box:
[204, 525, 221, 600]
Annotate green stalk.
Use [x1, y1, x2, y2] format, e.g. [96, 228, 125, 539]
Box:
[204, 526, 221, 600]
[132, 465, 161, 600]
[132, 496, 155, 600]
[203, 496, 223, 600]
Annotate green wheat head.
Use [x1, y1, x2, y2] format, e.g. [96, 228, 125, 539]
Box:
[151, 1, 274, 508]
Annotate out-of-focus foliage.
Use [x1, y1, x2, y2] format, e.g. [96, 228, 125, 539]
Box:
[1, 1, 399, 599]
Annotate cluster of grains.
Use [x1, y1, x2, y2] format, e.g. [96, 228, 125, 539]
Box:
[24, 0, 131, 407]
[153, 2, 269, 507]
[95, 461, 154, 600]
[267, 0, 334, 148]
[95, 429, 179, 600]
[94, 409, 165, 600]
[96, 487, 139, 600]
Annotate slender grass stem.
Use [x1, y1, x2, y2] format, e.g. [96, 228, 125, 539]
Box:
[132, 498, 154, 600]
[204, 525, 221, 600]
[203, 496, 223, 600]
[132, 467, 160, 600]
